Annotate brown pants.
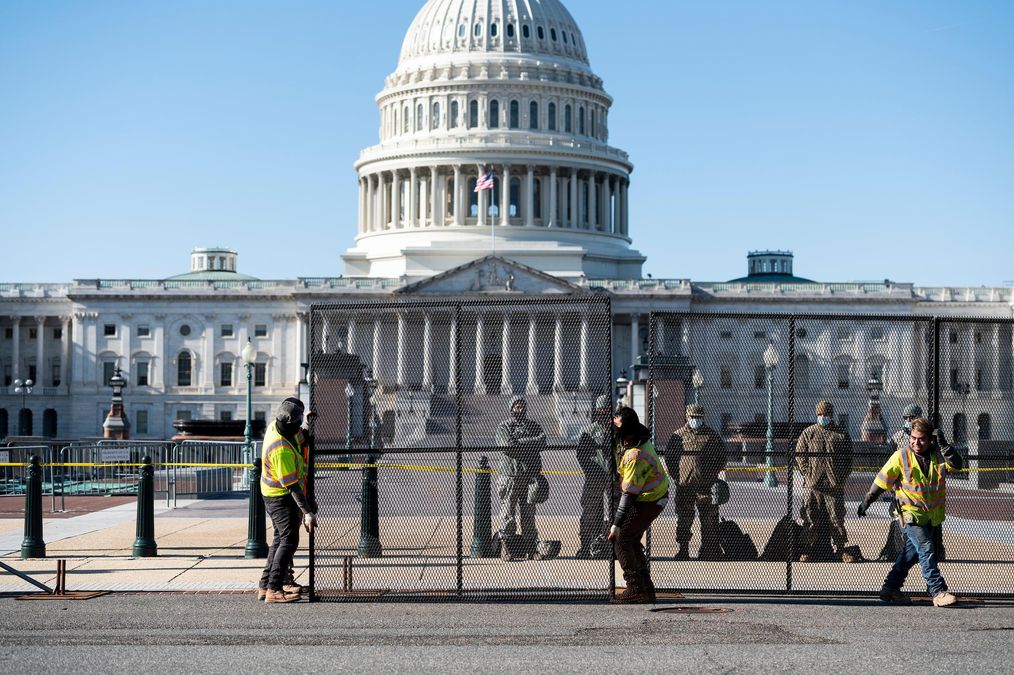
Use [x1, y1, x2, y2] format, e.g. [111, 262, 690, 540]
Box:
[675, 488, 720, 559]
[802, 489, 847, 556]
[614, 499, 665, 588]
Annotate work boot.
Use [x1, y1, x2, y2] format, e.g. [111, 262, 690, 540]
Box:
[879, 586, 911, 605]
[256, 588, 267, 601]
[798, 554, 813, 563]
[932, 591, 958, 607]
[265, 589, 300, 604]
[840, 550, 860, 564]
[641, 572, 657, 603]
[611, 585, 654, 605]
[283, 579, 305, 594]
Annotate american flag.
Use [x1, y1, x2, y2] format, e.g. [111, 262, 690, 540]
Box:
[474, 170, 495, 192]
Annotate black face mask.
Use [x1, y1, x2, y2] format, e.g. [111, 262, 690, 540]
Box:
[511, 408, 526, 422]
[278, 419, 301, 437]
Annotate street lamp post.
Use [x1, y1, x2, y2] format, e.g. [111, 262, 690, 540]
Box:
[692, 368, 704, 405]
[358, 369, 382, 557]
[13, 378, 34, 436]
[241, 339, 258, 489]
[763, 344, 779, 488]
[614, 370, 629, 409]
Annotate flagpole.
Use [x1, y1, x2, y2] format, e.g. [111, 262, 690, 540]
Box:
[491, 167, 496, 256]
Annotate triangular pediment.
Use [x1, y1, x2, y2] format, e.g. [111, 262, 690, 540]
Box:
[396, 256, 588, 295]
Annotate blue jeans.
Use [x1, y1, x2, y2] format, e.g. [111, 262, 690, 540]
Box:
[883, 521, 947, 596]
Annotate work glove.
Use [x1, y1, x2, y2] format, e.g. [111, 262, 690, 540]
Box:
[856, 503, 868, 518]
[933, 428, 948, 448]
[607, 525, 620, 542]
[303, 512, 317, 532]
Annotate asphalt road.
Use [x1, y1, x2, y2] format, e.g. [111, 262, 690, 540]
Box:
[2, 594, 1013, 674]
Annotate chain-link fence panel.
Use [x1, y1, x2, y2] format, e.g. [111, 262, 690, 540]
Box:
[309, 296, 614, 601]
[646, 312, 1014, 598]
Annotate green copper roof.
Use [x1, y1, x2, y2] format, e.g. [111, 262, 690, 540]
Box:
[165, 270, 260, 282]
[727, 272, 815, 284]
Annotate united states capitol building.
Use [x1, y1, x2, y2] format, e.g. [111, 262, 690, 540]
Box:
[2, 0, 1012, 444]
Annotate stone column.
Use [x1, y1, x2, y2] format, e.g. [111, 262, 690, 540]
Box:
[526, 316, 539, 395]
[35, 317, 46, 386]
[621, 179, 629, 235]
[372, 175, 381, 232]
[347, 319, 360, 358]
[408, 168, 418, 228]
[396, 312, 406, 389]
[630, 315, 640, 368]
[10, 317, 20, 381]
[525, 165, 535, 227]
[500, 164, 511, 226]
[611, 176, 620, 234]
[422, 313, 433, 391]
[419, 171, 429, 227]
[372, 319, 382, 385]
[448, 315, 458, 394]
[569, 171, 579, 229]
[579, 316, 589, 391]
[553, 315, 564, 392]
[60, 316, 71, 390]
[431, 166, 442, 227]
[500, 314, 512, 395]
[473, 314, 486, 394]
[453, 166, 463, 226]
[357, 177, 365, 234]
[548, 167, 558, 227]
[391, 170, 401, 229]
[599, 175, 609, 232]
[588, 172, 598, 230]
[203, 317, 215, 390]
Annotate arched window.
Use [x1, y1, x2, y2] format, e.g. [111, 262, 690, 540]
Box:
[488, 176, 500, 217]
[469, 100, 479, 128]
[834, 356, 851, 389]
[579, 106, 586, 135]
[18, 409, 32, 436]
[458, 24, 465, 38]
[0, 409, 8, 439]
[978, 413, 992, 440]
[177, 352, 192, 387]
[450, 100, 459, 128]
[509, 100, 519, 128]
[42, 409, 57, 438]
[548, 102, 557, 131]
[468, 178, 478, 216]
[522, 25, 530, 39]
[509, 177, 521, 217]
[474, 23, 481, 37]
[432, 101, 440, 129]
[416, 103, 424, 131]
[489, 100, 499, 128]
[562, 31, 568, 44]
[529, 101, 539, 130]
[591, 109, 597, 137]
[550, 28, 557, 42]
[403, 106, 410, 133]
[507, 23, 515, 38]
[537, 26, 545, 40]
[564, 105, 572, 133]
[953, 413, 967, 445]
[490, 23, 498, 38]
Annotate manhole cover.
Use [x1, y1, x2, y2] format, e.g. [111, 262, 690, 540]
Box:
[650, 606, 732, 614]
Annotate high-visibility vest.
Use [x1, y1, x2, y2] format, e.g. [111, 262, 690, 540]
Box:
[260, 421, 308, 498]
[615, 440, 669, 502]
[873, 446, 949, 526]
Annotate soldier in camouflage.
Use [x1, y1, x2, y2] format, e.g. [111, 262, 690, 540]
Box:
[494, 396, 547, 559]
[575, 394, 614, 558]
[888, 403, 924, 454]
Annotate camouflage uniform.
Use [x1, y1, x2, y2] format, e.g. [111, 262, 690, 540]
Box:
[794, 419, 854, 559]
[495, 398, 547, 551]
[665, 424, 728, 559]
[576, 397, 613, 556]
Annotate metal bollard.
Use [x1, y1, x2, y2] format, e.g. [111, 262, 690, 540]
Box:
[244, 457, 268, 558]
[21, 455, 46, 559]
[471, 456, 495, 558]
[357, 453, 382, 558]
[132, 456, 158, 557]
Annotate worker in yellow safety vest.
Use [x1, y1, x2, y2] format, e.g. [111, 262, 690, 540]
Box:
[857, 417, 962, 607]
[607, 406, 669, 604]
[258, 397, 317, 604]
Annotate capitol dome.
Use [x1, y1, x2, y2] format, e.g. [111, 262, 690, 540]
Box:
[343, 0, 644, 281]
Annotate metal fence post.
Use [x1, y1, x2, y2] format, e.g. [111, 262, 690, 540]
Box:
[132, 456, 158, 557]
[470, 456, 494, 558]
[245, 456, 268, 558]
[357, 415, 382, 558]
[21, 455, 46, 559]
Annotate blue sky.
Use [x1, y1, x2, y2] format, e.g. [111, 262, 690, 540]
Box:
[1, 0, 1011, 286]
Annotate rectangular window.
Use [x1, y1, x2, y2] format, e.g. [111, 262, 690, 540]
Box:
[950, 368, 959, 390]
[975, 331, 983, 344]
[754, 365, 765, 389]
[837, 364, 849, 389]
[136, 362, 149, 386]
[753, 331, 766, 340]
[754, 413, 766, 425]
[103, 362, 116, 386]
[104, 324, 117, 337]
[220, 324, 234, 338]
[54, 328, 62, 340]
[137, 325, 151, 338]
[950, 331, 958, 344]
[28, 364, 37, 382]
[29, 328, 37, 340]
[254, 324, 268, 338]
[176, 410, 192, 421]
[719, 331, 733, 339]
[135, 410, 149, 435]
[720, 367, 733, 389]
[869, 327, 885, 340]
[220, 362, 233, 387]
[3, 328, 11, 339]
[254, 411, 267, 423]
[254, 363, 266, 387]
[838, 414, 849, 430]
[52, 361, 61, 387]
[220, 410, 233, 422]
[976, 368, 983, 390]
[3, 364, 10, 387]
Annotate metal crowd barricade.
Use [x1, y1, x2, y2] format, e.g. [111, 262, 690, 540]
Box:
[56, 441, 174, 507]
[171, 440, 249, 505]
[0, 445, 54, 499]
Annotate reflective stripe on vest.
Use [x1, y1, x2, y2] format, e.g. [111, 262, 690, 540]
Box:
[260, 422, 307, 497]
